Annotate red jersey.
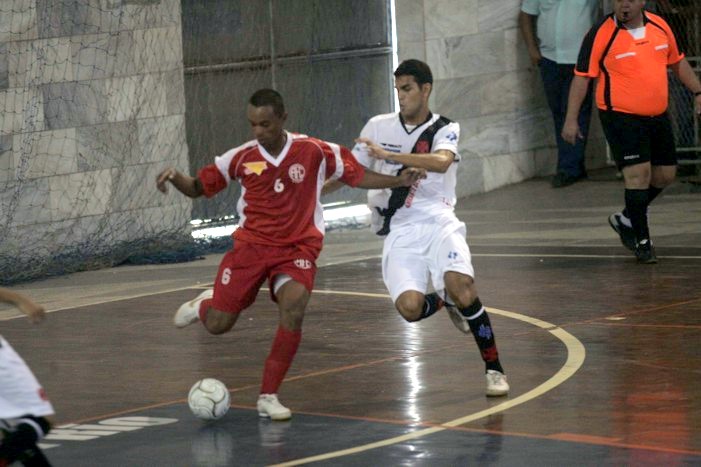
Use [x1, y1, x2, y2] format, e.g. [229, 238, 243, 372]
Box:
[197, 132, 365, 256]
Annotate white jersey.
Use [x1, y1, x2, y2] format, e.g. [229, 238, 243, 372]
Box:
[352, 112, 460, 234]
[0, 335, 54, 419]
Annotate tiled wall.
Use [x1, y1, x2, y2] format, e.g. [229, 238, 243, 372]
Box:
[1, 0, 191, 253]
[395, 0, 608, 198]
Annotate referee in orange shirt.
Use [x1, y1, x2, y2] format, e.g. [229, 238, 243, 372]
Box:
[562, 0, 701, 263]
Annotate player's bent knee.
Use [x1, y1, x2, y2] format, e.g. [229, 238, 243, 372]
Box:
[445, 275, 477, 309]
[204, 309, 238, 335]
[450, 290, 477, 309]
[279, 306, 305, 330]
[395, 298, 423, 322]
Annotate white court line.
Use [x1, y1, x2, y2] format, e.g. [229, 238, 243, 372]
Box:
[271, 300, 586, 467]
[4, 249, 698, 321]
[2, 257, 382, 320]
[0, 286, 205, 321]
[323, 252, 701, 265]
[473, 253, 701, 260]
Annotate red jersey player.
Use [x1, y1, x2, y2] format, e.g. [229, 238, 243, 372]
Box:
[156, 89, 424, 421]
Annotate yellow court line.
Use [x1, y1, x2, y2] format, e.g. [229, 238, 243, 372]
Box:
[271, 300, 586, 467]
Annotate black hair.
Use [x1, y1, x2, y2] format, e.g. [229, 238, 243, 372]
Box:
[249, 89, 285, 117]
[394, 59, 433, 86]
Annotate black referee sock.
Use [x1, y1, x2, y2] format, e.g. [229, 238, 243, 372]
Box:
[460, 298, 504, 374]
[419, 292, 444, 320]
[624, 188, 650, 244]
[622, 185, 663, 219]
[647, 185, 663, 204]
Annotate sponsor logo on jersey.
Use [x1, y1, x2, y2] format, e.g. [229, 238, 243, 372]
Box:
[405, 179, 420, 208]
[243, 161, 268, 175]
[448, 251, 458, 260]
[294, 259, 312, 270]
[445, 131, 457, 142]
[288, 163, 305, 183]
[38, 387, 49, 401]
[415, 141, 430, 153]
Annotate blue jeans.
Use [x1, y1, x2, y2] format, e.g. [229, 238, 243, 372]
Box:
[539, 57, 593, 178]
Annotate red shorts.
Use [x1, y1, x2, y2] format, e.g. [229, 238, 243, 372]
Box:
[211, 240, 317, 314]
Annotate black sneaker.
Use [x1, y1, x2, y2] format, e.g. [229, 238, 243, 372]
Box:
[551, 172, 585, 188]
[634, 240, 657, 264]
[608, 213, 636, 251]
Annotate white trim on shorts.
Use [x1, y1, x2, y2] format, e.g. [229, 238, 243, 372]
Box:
[273, 274, 293, 295]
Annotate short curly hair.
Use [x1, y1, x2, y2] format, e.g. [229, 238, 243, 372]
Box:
[249, 89, 286, 117]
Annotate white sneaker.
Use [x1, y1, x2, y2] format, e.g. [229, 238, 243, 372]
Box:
[174, 289, 213, 328]
[257, 394, 291, 421]
[445, 303, 471, 334]
[485, 370, 509, 397]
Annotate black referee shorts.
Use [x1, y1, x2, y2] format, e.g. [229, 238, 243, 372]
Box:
[599, 110, 677, 169]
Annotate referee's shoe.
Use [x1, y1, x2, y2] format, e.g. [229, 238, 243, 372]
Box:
[608, 212, 636, 251]
[635, 239, 657, 264]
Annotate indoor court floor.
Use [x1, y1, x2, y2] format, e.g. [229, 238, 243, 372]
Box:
[2, 171, 700, 466]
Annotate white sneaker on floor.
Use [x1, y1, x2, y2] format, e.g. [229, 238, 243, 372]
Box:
[257, 394, 291, 421]
[174, 289, 213, 328]
[445, 303, 471, 334]
[485, 370, 509, 397]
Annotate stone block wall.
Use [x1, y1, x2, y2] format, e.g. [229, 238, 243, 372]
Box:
[395, 0, 609, 199]
[0, 0, 191, 272]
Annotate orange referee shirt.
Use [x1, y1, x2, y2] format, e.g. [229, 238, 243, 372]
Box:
[575, 11, 684, 116]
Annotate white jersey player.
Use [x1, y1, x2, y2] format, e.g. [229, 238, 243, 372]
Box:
[0, 288, 54, 465]
[349, 59, 509, 396]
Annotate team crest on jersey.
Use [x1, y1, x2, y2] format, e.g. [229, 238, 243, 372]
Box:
[415, 141, 430, 153]
[288, 163, 305, 183]
[294, 258, 312, 269]
[243, 161, 268, 175]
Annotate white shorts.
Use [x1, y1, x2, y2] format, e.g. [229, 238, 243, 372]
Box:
[382, 218, 474, 303]
[0, 335, 54, 419]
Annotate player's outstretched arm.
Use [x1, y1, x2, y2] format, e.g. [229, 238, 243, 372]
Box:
[357, 167, 426, 189]
[323, 168, 424, 194]
[156, 168, 204, 198]
[355, 138, 454, 173]
[0, 287, 45, 323]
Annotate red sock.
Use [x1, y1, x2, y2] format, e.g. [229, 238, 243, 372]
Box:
[198, 299, 212, 322]
[260, 326, 302, 394]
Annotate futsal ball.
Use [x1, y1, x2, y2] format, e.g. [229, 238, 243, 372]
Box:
[188, 378, 230, 420]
